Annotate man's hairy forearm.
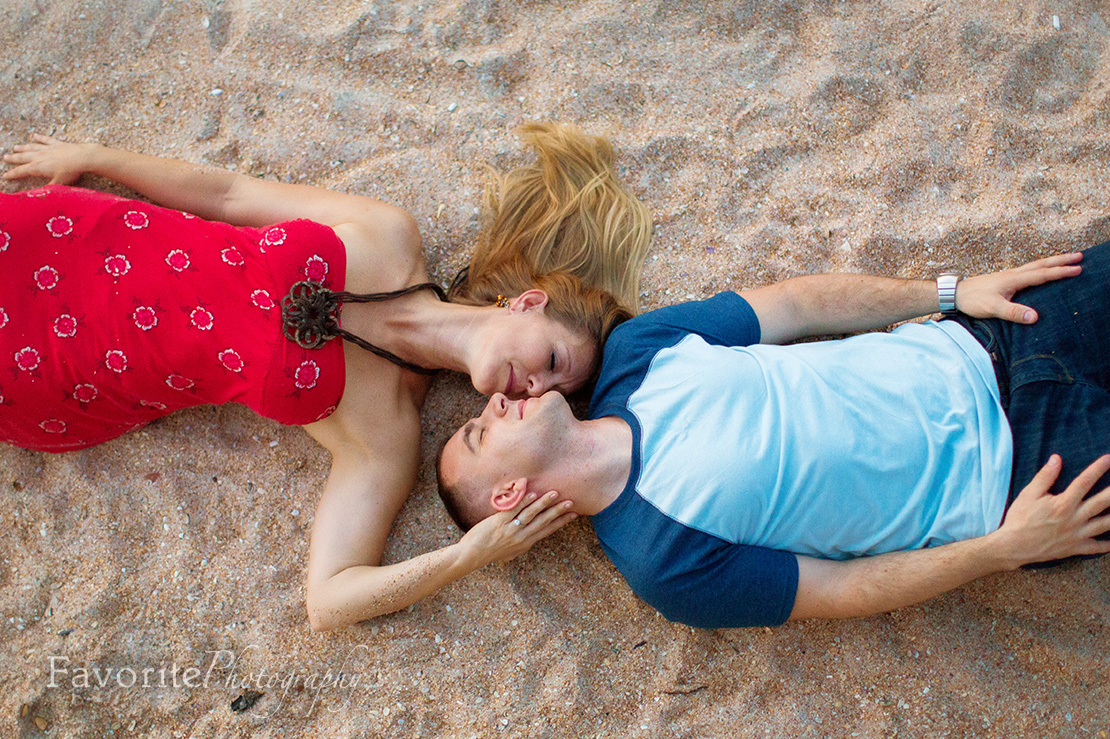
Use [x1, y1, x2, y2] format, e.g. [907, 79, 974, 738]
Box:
[790, 531, 1020, 620]
[791, 455, 1110, 622]
[782, 273, 939, 339]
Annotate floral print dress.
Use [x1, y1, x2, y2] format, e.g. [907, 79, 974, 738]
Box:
[0, 185, 345, 452]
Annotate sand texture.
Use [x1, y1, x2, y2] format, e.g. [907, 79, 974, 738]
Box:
[3, 0, 1110, 736]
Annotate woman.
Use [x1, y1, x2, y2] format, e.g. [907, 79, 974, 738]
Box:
[0, 123, 652, 631]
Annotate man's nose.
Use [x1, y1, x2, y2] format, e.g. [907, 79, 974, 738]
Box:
[487, 393, 509, 416]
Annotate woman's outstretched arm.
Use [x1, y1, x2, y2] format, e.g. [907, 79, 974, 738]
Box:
[2, 133, 406, 230]
[304, 407, 576, 632]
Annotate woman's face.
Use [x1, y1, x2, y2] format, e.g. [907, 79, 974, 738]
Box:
[471, 292, 597, 399]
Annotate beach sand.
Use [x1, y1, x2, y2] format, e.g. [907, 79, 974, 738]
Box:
[2, 0, 1109, 736]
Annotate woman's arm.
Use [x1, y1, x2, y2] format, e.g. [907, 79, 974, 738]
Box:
[305, 428, 576, 633]
[3, 134, 409, 230]
[790, 455, 1110, 620]
[742, 252, 1083, 344]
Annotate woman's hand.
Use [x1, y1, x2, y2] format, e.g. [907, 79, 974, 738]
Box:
[2, 134, 98, 185]
[956, 252, 1083, 324]
[456, 491, 577, 570]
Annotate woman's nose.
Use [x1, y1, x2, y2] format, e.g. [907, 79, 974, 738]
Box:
[526, 375, 545, 397]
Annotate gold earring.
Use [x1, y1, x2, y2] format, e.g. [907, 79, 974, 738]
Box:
[495, 295, 509, 308]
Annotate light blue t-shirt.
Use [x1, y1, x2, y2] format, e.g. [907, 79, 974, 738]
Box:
[589, 292, 1013, 628]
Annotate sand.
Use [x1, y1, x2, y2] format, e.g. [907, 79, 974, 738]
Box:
[2, 0, 1109, 736]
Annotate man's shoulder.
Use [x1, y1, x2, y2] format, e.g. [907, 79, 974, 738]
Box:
[606, 291, 760, 356]
[592, 292, 758, 416]
[591, 487, 799, 629]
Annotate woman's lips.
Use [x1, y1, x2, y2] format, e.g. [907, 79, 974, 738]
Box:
[506, 366, 516, 396]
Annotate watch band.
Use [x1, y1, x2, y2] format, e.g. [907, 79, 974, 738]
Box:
[937, 273, 959, 314]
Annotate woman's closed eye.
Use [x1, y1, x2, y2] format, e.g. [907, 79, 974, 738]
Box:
[549, 351, 556, 371]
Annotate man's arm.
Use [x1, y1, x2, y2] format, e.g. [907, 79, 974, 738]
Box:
[790, 455, 1110, 620]
[743, 253, 1083, 345]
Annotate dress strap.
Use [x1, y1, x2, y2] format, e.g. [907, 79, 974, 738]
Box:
[280, 280, 448, 375]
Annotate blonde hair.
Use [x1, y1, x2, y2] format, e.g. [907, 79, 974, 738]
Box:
[450, 122, 652, 318]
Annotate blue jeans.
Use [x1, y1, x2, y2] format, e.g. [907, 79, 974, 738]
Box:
[946, 240, 1110, 560]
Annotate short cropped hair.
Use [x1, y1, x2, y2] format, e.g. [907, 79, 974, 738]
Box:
[435, 436, 485, 533]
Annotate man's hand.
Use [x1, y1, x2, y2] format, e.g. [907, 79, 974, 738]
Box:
[792, 453, 1110, 621]
[991, 454, 1110, 567]
[956, 252, 1083, 324]
[2, 134, 97, 185]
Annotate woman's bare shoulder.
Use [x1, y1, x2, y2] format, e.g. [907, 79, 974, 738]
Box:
[333, 205, 426, 292]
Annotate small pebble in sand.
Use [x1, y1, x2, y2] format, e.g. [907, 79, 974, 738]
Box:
[1052, 15, 1061, 30]
[34, 716, 48, 730]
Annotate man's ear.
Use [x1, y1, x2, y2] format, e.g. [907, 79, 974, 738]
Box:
[509, 289, 549, 314]
[490, 478, 529, 512]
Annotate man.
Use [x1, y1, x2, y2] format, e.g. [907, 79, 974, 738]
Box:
[437, 245, 1110, 628]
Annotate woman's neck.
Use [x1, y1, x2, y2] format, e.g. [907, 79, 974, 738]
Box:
[339, 292, 490, 374]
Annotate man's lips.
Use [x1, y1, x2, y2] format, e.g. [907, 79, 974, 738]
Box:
[518, 398, 526, 419]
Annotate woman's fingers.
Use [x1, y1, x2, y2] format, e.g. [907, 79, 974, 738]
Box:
[527, 511, 578, 543]
[510, 490, 561, 527]
[527, 500, 574, 530]
[2, 164, 38, 181]
[2, 152, 34, 165]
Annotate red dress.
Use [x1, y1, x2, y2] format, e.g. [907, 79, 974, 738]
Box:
[0, 185, 346, 452]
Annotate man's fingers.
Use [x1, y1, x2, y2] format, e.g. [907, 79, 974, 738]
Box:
[1078, 481, 1110, 520]
[1075, 537, 1110, 557]
[1019, 454, 1063, 498]
[1017, 252, 1083, 270]
[1014, 264, 1083, 290]
[1062, 454, 1110, 504]
[1000, 300, 1036, 324]
[1082, 510, 1110, 539]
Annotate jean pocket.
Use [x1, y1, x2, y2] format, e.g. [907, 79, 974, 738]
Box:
[1010, 353, 1075, 388]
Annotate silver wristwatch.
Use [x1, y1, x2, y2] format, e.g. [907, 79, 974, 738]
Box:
[936, 273, 960, 314]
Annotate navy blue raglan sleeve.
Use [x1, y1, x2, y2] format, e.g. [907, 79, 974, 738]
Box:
[632, 291, 761, 347]
[592, 496, 799, 629]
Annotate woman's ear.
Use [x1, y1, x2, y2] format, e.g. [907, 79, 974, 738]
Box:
[490, 478, 529, 511]
[509, 289, 549, 314]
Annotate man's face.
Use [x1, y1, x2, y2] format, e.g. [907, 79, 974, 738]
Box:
[440, 391, 574, 513]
